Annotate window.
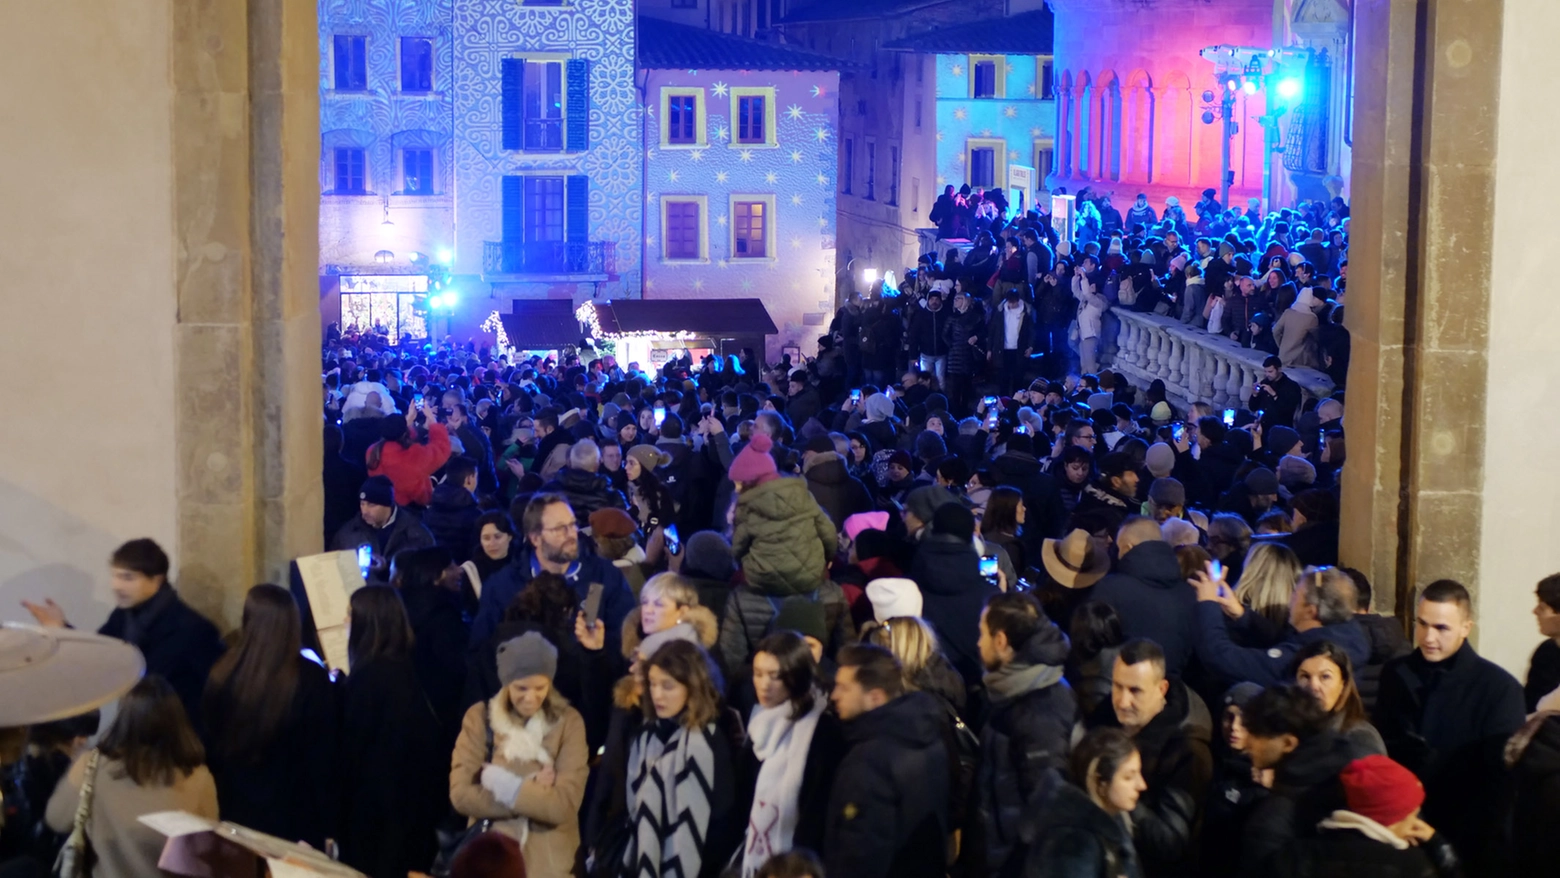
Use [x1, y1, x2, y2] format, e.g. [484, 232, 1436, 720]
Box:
[672, 0, 697, 6]
[523, 60, 564, 151]
[865, 141, 876, 200]
[1035, 140, 1055, 187]
[661, 197, 707, 261]
[842, 138, 853, 194]
[914, 97, 922, 129]
[402, 148, 434, 195]
[333, 147, 366, 194]
[737, 96, 765, 143]
[400, 38, 433, 92]
[917, 55, 924, 83]
[1039, 57, 1055, 100]
[911, 177, 920, 214]
[888, 146, 900, 205]
[524, 176, 566, 242]
[733, 199, 768, 258]
[729, 87, 776, 147]
[970, 55, 1005, 99]
[333, 36, 367, 90]
[970, 147, 995, 188]
[659, 88, 706, 148]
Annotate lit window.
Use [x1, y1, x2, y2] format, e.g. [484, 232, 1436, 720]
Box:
[733, 200, 767, 258]
[403, 149, 434, 195]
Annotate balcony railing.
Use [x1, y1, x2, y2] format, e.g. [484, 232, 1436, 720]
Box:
[483, 240, 607, 277]
[1107, 310, 1336, 409]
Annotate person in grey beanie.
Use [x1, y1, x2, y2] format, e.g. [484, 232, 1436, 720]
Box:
[451, 630, 590, 878]
[678, 530, 737, 620]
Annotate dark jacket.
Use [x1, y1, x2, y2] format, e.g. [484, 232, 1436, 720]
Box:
[1279, 520, 1339, 567]
[1197, 442, 1248, 503]
[1524, 638, 1560, 711]
[1510, 712, 1560, 878]
[97, 585, 225, 724]
[1195, 603, 1371, 689]
[803, 452, 874, 530]
[787, 386, 824, 429]
[1202, 751, 1267, 878]
[203, 657, 339, 849]
[339, 655, 447, 878]
[1092, 542, 1198, 677]
[1354, 613, 1410, 714]
[470, 545, 635, 653]
[329, 506, 436, 567]
[977, 620, 1078, 875]
[1373, 645, 1525, 873]
[987, 301, 1037, 356]
[909, 304, 952, 358]
[423, 481, 483, 561]
[1239, 731, 1358, 876]
[398, 583, 470, 752]
[946, 305, 988, 376]
[717, 582, 855, 680]
[824, 690, 952, 878]
[323, 449, 367, 544]
[738, 708, 850, 855]
[913, 533, 999, 686]
[1274, 825, 1463, 878]
[541, 467, 627, 528]
[988, 451, 1069, 560]
[455, 421, 498, 496]
[1074, 481, 1136, 534]
[1019, 769, 1143, 878]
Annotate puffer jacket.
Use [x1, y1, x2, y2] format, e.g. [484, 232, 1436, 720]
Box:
[977, 618, 1078, 876]
[732, 475, 837, 596]
[368, 422, 453, 508]
[717, 582, 855, 679]
[1019, 769, 1143, 878]
[945, 305, 987, 376]
[423, 481, 483, 561]
[1091, 541, 1198, 677]
[1239, 731, 1357, 876]
[803, 452, 874, 529]
[912, 532, 999, 686]
[540, 467, 627, 528]
[449, 690, 590, 878]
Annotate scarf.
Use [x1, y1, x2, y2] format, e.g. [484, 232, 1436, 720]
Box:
[1317, 810, 1408, 849]
[627, 718, 718, 878]
[984, 660, 1064, 703]
[741, 698, 824, 877]
[121, 584, 178, 648]
[487, 690, 556, 847]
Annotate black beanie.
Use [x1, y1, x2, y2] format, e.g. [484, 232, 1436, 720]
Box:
[932, 503, 976, 543]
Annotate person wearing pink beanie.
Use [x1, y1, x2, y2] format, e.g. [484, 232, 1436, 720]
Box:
[728, 432, 780, 486]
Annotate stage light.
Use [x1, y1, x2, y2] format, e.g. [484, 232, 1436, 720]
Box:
[1242, 80, 1258, 95]
[437, 247, 452, 263]
[1277, 77, 1303, 99]
[428, 293, 444, 309]
[1226, 79, 1239, 92]
[863, 268, 878, 286]
[1202, 110, 1216, 125]
[443, 290, 458, 308]
[1202, 90, 1215, 103]
[408, 251, 424, 263]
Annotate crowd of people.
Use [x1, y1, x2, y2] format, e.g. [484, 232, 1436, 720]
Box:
[1, 187, 1554, 878]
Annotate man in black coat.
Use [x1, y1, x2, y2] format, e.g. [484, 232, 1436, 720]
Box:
[987, 433, 1069, 560]
[1346, 571, 1410, 714]
[422, 456, 483, 562]
[1239, 684, 1360, 876]
[23, 538, 225, 724]
[1373, 579, 1526, 875]
[1088, 639, 1213, 878]
[539, 438, 627, 528]
[1091, 518, 1198, 678]
[1252, 357, 1304, 430]
[329, 475, 436, 578]
[908, 290, 952, 384]
[911, 503, 998, 687]
[826, 644, 952, 878]
[447, 403, 497, 498]
[975, 593, 1077, 875]
[801, 436, 873, 529]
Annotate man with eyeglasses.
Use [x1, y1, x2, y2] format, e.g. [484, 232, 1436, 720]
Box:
[469, 492, 634, 655]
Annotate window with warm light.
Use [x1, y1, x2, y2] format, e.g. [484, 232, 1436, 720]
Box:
[731, 196, 775, 259]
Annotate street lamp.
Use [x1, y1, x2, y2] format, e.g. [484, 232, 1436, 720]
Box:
[862, 268, 878, 290]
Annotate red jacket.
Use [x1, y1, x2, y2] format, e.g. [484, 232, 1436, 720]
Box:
[368, 422, 452, 507]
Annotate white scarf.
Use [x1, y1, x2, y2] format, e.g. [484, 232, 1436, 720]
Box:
[487, 691, 555, 846]
[741, 698, 824, 877]
[1317, 809, 1409, 849]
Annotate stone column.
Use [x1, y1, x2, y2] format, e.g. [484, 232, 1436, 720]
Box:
[0, 0, 321, 632]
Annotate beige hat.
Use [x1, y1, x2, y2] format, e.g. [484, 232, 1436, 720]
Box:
[1041, 529, 1111, 589]
[0, 624, 144, 725]
[866, 578, 923, 623]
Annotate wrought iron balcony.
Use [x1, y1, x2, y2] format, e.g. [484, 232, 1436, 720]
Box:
[483, 240, 607, 277]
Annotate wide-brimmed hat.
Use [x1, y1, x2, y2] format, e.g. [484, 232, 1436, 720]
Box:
[0, 624, 144, 725]
[1042, 529, 1111, 589]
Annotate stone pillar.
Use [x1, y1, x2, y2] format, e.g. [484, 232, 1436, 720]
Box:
[0, 0, 321, 632]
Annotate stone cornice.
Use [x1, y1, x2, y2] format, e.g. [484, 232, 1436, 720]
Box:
[1046, 0, 1271, 13]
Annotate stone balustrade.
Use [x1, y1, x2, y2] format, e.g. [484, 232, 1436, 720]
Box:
[1106, 309, 1336, 410]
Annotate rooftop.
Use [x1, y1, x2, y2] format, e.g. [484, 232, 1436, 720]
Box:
[779, 0, 951, 24]
[637, 16, 846, 71]
[592, 298, 778, 337]
[883, 8, 1055, 54]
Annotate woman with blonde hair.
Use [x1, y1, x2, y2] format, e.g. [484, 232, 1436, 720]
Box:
[1232, 542, 1303, 641]
[859, 616, 967, 715]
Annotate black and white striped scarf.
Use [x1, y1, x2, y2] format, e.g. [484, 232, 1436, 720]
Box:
[626, 718, 717, 878]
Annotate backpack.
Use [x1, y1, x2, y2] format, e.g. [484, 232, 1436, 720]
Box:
[1115, 274, 1138, 307]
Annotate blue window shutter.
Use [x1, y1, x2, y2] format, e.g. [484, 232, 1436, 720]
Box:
[566, 175, 588, 243]
[502, 176, 525, 242]
[501, 59, 523, 150]
[566, 59, 589, 152]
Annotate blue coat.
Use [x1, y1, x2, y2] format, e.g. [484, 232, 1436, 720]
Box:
[469, 544, 634, 654]
[1193, 601, 1370, 688]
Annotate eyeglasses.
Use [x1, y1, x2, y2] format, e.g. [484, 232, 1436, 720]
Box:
[542, 522, 579, 537]
[1076, 433, 1097, 441]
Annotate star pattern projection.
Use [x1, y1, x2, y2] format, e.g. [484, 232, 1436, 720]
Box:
[953, 107, 968, 121]
[1026, 82, 1036, 96]
[950, 64, 964, 77]
[790, 194, 803, 206]
[790, 150, 804, 163]
[689, 149, 705, 162]
[1003, 105, 1018, 118]
[715, 170, 729, 183]
[765, 171, 778, 184]
[1030, 127, 1044, 138]
[739, 149, 755, 162]
[712, 81, 729, 97]
[1009, 149, 1020, 161]
[786, 104, 805, 120]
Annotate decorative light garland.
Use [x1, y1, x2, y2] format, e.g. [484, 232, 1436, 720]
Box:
[481, 310, 512, 352]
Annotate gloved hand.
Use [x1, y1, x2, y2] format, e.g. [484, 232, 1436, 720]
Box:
[480, 764, 523, 807]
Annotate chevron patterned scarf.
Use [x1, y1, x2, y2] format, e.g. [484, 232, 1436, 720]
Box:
[626, 718, 718, 878]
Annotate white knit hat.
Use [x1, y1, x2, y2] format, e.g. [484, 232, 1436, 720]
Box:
[866, 578, 923, 623]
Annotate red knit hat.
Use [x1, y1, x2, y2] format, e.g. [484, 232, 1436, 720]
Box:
[728, 433, 780, 484]
[1337, 755, 1425, 827]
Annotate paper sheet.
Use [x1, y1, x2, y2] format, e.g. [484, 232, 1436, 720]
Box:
[294, 550, 365, 672]
[139, 811, 216, 838]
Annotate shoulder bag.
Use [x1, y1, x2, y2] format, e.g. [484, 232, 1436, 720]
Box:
[53, 749, 100, 878]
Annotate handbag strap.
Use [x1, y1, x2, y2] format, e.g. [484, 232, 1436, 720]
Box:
[69, 750, 101, 842]
[462, 561, 483, 599]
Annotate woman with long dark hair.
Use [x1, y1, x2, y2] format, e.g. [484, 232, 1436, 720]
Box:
[1066, 600, 1127, 718]
[45, 677, 217, 878]
[367, 396, 452, 508]
[1291, 639, 1385, 756]
[981, 486, 1028, 574]
[1024, 727, 1146, 878]
[202, 584, 338, 847]
[390, 547, 470, 751]
[624, 446, 677, 533]
[470, 511, 518, 585]
[339, 586, 448, 878]
[626, 640, 740, 878]
[740, 632, 847, 873]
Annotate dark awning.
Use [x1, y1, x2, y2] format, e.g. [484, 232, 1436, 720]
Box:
[500, 299, 584, 350]
[593, 298, 778, 337]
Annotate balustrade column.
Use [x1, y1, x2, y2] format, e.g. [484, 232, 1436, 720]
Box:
[1166, 334, 1185, 389]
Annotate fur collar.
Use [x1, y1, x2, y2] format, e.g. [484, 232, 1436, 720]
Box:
[620, 604, 720, 659]
[487, 689, 557, 767]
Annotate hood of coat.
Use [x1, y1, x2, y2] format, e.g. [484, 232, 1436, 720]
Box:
[1134, 678, 1212, 766]
[1115, 540, 1186, 590]
[620, 604, 719, 659]
[912, 533, 983, 596]
[844, 690, 948, 750]
[803, 452, 852, 485]
[735, 474, 819, 522]
[1275, 730, 1357, 792]
[1020, 769, 1135, 853]
[430, 480, 476, 508]
[554, 466, 612, 494]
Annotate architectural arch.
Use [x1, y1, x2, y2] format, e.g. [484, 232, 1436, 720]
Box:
[1156, 70, 1194, 186]
[1057, 70, 1074, 178]
[1075, 71, 1092, 180]
[1124, 69, 1155, 184]
[1095, 70, 1122, 183]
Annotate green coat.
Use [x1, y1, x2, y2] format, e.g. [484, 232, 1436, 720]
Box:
[732, 475, 838, 596]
